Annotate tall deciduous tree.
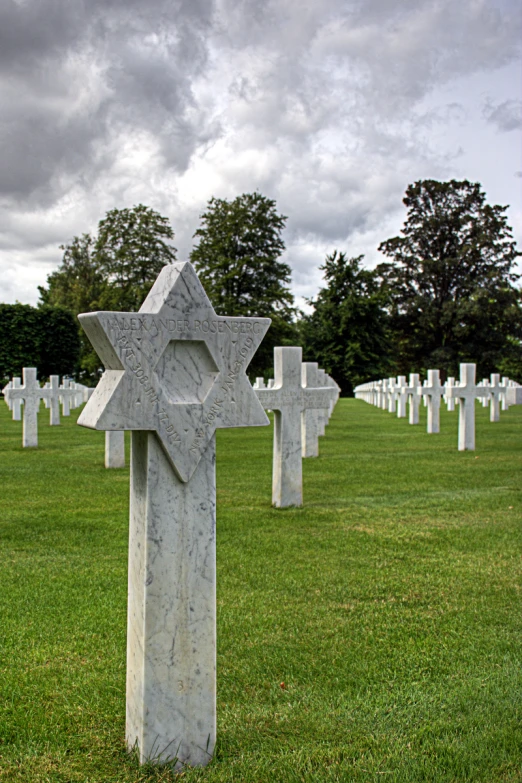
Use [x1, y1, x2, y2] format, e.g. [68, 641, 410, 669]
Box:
[299, 252, 393, 395]
[190, 192, 297, 374]
[377, 179, 522, 378]
[95, 204, 177, 311]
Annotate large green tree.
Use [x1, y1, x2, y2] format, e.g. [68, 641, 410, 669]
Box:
[377, 179, 522, 379]
[95, 204, 177, 311]
[299, 252, 393, 395]
[38, 205, 177, 381]
[190, 192, 297, 374]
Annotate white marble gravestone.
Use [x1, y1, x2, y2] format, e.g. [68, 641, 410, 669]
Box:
[326, 374, 340, 418]
[507, 385, 522, 405]
[313, 368, 325, 436]
[400, 373, 421, 425]
[5, 377, 23, 420]
[381, 378, 389, 410]
[77, 261, 270, 768]
[105, 430, 125, 468]
[8, 368, 45, 447]
[423, 370, 443, 434]
[396, 376, 407, 418]
[255, 347, 335, 507]
[446, 363, 479, 450]
[2, 380, 12, 410]
[501, 376, 510, 411]
[47, 375, 61, 426]
[60, 379, 73, 416]
[387, 377, 398, 414]
[253, 377, 266, 389]
[445, 377, 456, 411]
[477, 379, 490, 408]
[488, 374, 503, 422]
[301, 362, 320, 458]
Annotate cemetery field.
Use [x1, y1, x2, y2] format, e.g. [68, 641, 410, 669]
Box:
[0, 400, 521, 783]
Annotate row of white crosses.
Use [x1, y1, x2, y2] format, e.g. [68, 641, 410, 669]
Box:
[253, 350, 340, 507]
[74, 261, 338, 770]
[2, 369, 88, 447]
[1, 371, 125, 465]
[354, 365, 521, 451]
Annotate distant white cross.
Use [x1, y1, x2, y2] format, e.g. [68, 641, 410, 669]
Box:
[255, 347, 336, 507]
[423, 370, 444, 434]
[8, 367, 45, 447]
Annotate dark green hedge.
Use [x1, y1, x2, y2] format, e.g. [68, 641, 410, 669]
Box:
[0, 304, 81, 386]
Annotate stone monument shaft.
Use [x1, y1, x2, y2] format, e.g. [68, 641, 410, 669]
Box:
[77, 262, 270, 768]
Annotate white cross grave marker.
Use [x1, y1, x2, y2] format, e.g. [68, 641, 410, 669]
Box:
[48, 375, 61, 425]
[478, 379, 490, 408]
[60, 379, 75, 416]
[317, 368, 328, 435]
[446, 363, 480, 450]
[387, 377, 398, 414]
[396, 376, 407, 418]
[445, 377, 456, 411]
[301, 362, 320, 457]
[423, 370, 443, 434]
[77, 262, 269, 768]
[9, 368, 45, 447]
[381, 378, 389, 410]
[400, 373, 421, 425]
[2, 380, 13, 411]
[487, 374, 503, 422]
[501, 376, 510, 411]
[254, 347, 335, 507]
[6, 377, 23, 420]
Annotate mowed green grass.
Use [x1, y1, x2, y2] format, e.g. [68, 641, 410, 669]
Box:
[0, 398, 521, 783]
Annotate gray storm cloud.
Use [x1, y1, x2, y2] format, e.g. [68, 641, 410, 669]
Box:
[0, 0, 520, 305]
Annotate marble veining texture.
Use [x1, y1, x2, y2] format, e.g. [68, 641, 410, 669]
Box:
[126, 432, 216, 767]
[105, 430, 125, 468]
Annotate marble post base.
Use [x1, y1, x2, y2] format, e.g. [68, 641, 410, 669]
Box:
[458, 400, 475, 451]
[105, 431, 126, 468]
[301, 410, 319, 457]
[126, 431, 216, 768]
[273, 409, 302, 507]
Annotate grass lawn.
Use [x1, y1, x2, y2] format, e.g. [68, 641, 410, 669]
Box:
[0, 398, 521, 782]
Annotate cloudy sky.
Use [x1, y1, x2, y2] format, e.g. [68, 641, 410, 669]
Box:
[1, 0, 521, 309]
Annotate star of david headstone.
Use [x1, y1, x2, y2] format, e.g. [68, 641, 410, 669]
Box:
[77, 262, 270, 769]
[78, 262, 270, 483]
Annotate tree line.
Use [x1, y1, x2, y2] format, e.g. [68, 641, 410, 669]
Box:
[2, 179, 520, 393]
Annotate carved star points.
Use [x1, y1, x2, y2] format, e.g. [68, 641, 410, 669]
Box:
[78, 262, 270, 482]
